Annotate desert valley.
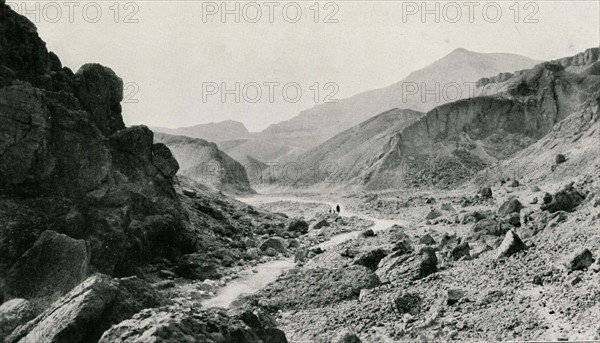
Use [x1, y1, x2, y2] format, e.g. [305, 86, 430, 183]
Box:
[0, 2, 599, 342]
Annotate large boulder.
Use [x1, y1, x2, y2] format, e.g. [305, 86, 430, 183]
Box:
[352, 248, 388, 271]
[497, 198, 524, 217]
[260, 237, 287, 254]
[175, 253, 220, 280]
[0, 299, 35, 341]
[312, 218, 330, 230]
[287, 219, 309, 234]
[496, 230, 526, 259]
[3, 230, 89, 308]
[541, 187, 585, 213]
[425, 208, 443, 220]
[74, 63, 124, 136]
[394, 293, 422, 315]
[6, 274, 169, 343]
[376, 248, 438, 283]
[6, 274, 118, 343]
[336, 331, 362, 343]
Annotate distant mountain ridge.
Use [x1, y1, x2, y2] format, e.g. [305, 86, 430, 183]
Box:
[152, 120, 250, 142]
[216, 49, 541, 165]
[262, 48, 540, 138]
[288, 48, 599, 190]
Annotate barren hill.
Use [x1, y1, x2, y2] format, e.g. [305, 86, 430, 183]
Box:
[154, 133, 255, 195]
[287, 48, 599, 190]
[261, 49, 540, 146]
[151, 120, 250, 142]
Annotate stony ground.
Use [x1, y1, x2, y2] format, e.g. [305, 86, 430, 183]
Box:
[234, 173, 600, 342]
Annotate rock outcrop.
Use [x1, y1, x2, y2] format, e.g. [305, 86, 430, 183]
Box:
[496, 230, 526, 259]
[0, 4, 285, 312]
[5, 274, 169, 343]
[2, 230, 89, 308]
[154, 133, 255, 194]
[286, 48, 598, 190]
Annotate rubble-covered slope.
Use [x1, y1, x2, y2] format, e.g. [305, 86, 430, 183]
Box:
[302, 48, 599, 190]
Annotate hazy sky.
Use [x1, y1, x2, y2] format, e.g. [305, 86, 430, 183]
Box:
[14, 1, 600, 131]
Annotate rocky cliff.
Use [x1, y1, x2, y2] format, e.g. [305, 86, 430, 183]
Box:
[155, 133, 255, 195]
[0, 4, 281, 305]
[306, 48, 599, 190]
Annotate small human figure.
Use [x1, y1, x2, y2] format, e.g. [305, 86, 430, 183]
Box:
[336, 204, 340, 214]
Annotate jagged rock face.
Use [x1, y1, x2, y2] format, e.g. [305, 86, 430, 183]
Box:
[359, 50, 600, 189]
[6, 274, 169, 343]
[154, 133, 255, 194]
[74, 63, 125, 136]
[3, 231, 89, 309]
[0, 4, 188, 282]
[0, 6, 50, 85]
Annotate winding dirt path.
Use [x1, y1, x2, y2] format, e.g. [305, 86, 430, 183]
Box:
[201, 195, 407, 308]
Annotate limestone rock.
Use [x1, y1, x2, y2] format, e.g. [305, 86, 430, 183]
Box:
[497, 198, 524, 217]
[479, 187, 493, 198]
[6, 274, 169, 343]
[448, 242, 471, 261]
[376, 249, 437, 282]
[496, 230, 526, 259]
[253, 266, 380, 310]
[6, 274, 118, 343]
[312, 218, 330, 230]
[425, 208, 443, 220]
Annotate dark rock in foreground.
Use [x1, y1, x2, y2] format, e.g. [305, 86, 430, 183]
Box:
[100, 306, 288, 343]
[3, 230, 89, 309]
[6, 274, 169, 343]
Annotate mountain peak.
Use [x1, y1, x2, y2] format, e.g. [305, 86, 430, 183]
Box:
[451, 47, 470, 54]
